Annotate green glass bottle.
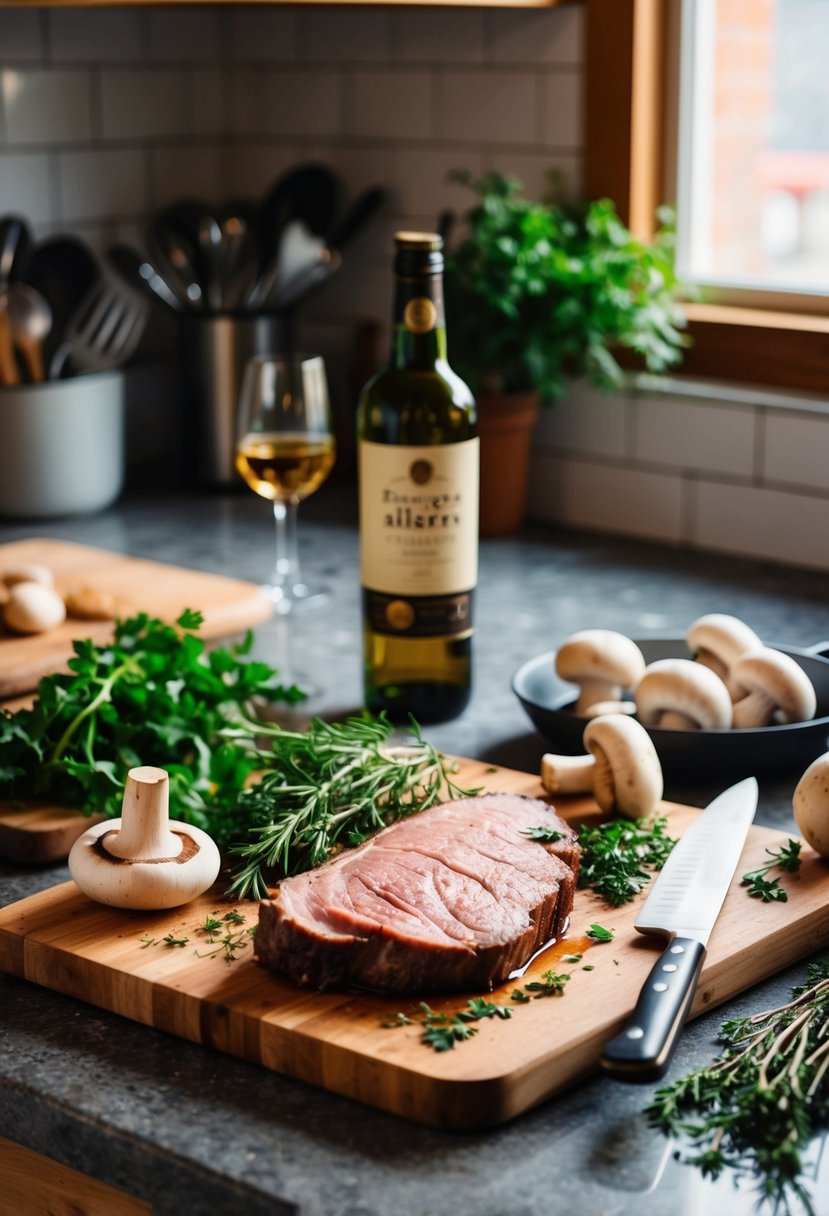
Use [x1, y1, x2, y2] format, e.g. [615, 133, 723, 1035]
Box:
[357, 232, 479, 723]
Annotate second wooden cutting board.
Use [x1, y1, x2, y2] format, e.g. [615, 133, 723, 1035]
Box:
[1, 758, 828, 1130]
[0, 538, 272, 698]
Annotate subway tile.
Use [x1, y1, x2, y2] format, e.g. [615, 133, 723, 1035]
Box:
[488, 8, 583, 65]
[0, 152, 54, 225]
[541, 70, 582, 148]
[763, 409, 829, 492]
[300, 10, 392, 63]
[0, 10, 44, 62]
[438, 70, 537, 145]
[223, 141, 298, 201]
[58, 147, 148, 222]
[49, 9, 144, 63]
[148, 8, 221, 62]
[151, 144, 223, 210]
[528, 455, 684, 544]
[191, 69, 225, 136]
[394, 11, 485, 64]
[634, 394, 756, 477]
[350, 70, 432, 141]
[692, 480, 829, 571]
[303, 256, 387, 323]
[298, 143, 389, 197]
[535, 383, 630, 460]
[481, 149, 581, 199]
[99, 70, 190, 140]
[389, 147, 483, 217]
[229, 68, 341, 138]
[1, 69, 91, 145]
[227, 7, 299, 61]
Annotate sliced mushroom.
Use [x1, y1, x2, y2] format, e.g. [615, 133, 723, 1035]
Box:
[68, 766, 221, 910]
[4, 582, 67, 634]
[554, 629, 646, 716]
[731, 647, 816, 728]
[686, 613, 762, 700]
[793, 752, 829, 857]
[635, 658, 732, 730]
[541, 713, 663, 819]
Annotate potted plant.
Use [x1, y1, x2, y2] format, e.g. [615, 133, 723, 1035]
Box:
[444, 172, 688, 536]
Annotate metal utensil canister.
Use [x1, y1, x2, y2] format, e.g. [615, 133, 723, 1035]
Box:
[179, 312, 291, 488]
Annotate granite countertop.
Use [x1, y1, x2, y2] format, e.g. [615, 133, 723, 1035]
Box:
[2, 487, 829, 1216]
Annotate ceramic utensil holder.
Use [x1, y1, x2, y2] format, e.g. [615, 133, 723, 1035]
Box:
[180, 313, 292, 489]
[0, 370, 125, 519]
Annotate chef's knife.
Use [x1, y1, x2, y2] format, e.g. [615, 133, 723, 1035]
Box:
[601, 776, 758, 1080]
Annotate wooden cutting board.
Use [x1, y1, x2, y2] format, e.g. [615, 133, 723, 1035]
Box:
[0, 538, 271, 699]
[1, 758, 828, 1130]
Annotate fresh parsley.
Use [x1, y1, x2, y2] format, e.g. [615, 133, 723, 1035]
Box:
[586, 923, 615, 943]
[384, 998, 513, 1052]
[646, 959, 829, 1216]
[742, 839, 802, 903]
[577, 817, 677, 906]
[522, 825, 566, 843]
[524, 969, 571, 997]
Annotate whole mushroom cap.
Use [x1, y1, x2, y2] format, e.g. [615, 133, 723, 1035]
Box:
[555, 630, 645, 714]
[635, 658, 733, 730]
[793, 753, 829, 856]
[731, 647, 817, 727]
[4, 582, 67, 634]
[583, 714, 663, 818]
[687, 613, 761, 670]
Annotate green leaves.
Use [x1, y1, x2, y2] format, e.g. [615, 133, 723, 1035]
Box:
[0, 610, 303, 837]
[576, 817, 678, 906]
[384, 998, 513, 1053]
[444, 171, 688, 398]
[646, 959, 829, 1216]
[742, 839, 803, 903]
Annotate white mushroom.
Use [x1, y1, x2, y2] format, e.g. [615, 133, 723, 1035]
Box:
[4, 582, 67, 634]
[583, 699, 637, 720]
[2, 563, 54, 590]
[793, 753, 829, 857]
[686, 613, 762, 700]
[635, 658, 732, 730]
[731, 647, 817, 728]
[541, 714, 663, 819]
[554, 630, 646, 716]
[68, 766, 221, 910]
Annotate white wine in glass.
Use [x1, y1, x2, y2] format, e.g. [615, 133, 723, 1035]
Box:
[236, 355, 335, 614]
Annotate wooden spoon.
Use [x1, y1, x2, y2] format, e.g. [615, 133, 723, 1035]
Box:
[0, 304, 19, 386]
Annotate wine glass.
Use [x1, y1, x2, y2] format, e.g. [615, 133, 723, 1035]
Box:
[235, 354, 336, 615]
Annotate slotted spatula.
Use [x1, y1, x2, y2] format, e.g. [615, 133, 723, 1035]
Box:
[49, 277, 149, 379]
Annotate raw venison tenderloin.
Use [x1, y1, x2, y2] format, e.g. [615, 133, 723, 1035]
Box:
[256, 793, 581, 993]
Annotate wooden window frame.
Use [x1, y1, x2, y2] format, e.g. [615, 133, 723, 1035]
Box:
[584, 0, 829, 395]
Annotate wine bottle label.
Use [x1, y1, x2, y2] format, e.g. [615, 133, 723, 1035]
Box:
[359, 438, 479, 637]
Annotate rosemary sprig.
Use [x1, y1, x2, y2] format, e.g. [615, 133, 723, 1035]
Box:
[576, 817, 677, 906]
[646, 959, 829, 1216]
[742, 839, 803, 903]
[224, 714, 481, 899]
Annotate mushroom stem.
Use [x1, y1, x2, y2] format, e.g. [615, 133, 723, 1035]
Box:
[103, 766, 183, 860]
[541, 753, 596, 795]
[575, 679, 621, 716]
[659, 709, 700, 730]
[732, 690, 775, 729]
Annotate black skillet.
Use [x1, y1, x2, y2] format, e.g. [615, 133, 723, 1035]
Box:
[512, 638, 829, 779]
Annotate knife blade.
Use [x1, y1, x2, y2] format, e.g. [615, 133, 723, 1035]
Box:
[601, 775, 758, 1080]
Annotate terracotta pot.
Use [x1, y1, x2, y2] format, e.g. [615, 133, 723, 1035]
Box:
[476, 390, 540, 537]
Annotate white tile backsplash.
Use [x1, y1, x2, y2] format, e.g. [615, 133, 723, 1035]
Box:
[438, 69, 538, 146]
[99, 69, 191, 141]
[227, 7, 300, 62]
[150, 144, 223, 210]
[634, 394, 756, 478]
[0, 151, 53, 223]
[2, 68, 91, 144]
[49, 9, 145, 63]
[540, 69, 582, 149]
[0, 10, 44, 62]
[388, 146, 483, 216]
[535, 383, 631, 460]
[763, 408, 829, 493]
[301, 10, 392, 63]
[488, 8, 583, 65]
[351, 69, 432, 141]
[693, 480, 829, 570]
[147, 8, 222, 63]
[58, 147, 148, 222]
[394, 10, 485, 64]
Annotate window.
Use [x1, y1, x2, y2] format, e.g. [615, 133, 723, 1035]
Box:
[584, 0, 829, 392]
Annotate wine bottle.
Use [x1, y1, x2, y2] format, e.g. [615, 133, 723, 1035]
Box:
[357, 232, 479, 723]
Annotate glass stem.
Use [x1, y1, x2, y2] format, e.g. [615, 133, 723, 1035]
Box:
[273, 499, 300, 593]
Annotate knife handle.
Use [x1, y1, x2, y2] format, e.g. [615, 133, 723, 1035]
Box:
[601, 937, 706, 1080]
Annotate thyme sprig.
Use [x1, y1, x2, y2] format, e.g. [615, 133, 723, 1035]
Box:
[384, 998, 513, 1052]
[224, 714, 481, 899]
[646, 959, 829, 1216]
[742, 839, 803, 903]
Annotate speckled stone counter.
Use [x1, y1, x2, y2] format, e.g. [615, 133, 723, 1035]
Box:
[2, 487, 829, 1216]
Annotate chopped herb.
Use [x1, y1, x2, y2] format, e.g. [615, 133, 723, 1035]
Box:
[561, 953, 583, 963]
[198, 916, 224, 942]
[245, 924, 257, 938]
[223, 909, 246, 925]
[586, 923, 614, 943]
[459, 997, 512, 1022]
[524, 969, 571, 998]
[162, 933, 189, 948]
[742, 839, 802, 903]
[194, 930, 248, 963]
[511, 989, 531, 1003]
[383, 1012, 415, 1029]
[522, 825, 566, 843]
[582, 965, 595, 971]
[646, 959, 829, 1216]
[577, 817, 677, 906]
[383, 997, 512, 1051]
[139, 935, 156, 949]
[486, 765, 500, 773]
